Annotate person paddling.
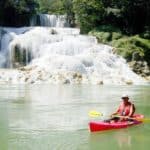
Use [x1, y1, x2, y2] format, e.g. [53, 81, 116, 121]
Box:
[105, 94, 135, 122]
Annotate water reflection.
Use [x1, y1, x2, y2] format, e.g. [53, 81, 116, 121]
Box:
[114, 130, 131, 148]
[0, 102, 8, 150]
[89, 123, 150, 150]
[89, 129, 132, 150]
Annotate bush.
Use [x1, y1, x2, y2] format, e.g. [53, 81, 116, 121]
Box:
[89, 26, 150, 65]
[140, 30, 150, 40]
[89, 25, 123, 43]
[111, 36, 150, 63]
[89, 31, 111, 43]
[73, 0, 105, 33]
[112, 32, 122, 40]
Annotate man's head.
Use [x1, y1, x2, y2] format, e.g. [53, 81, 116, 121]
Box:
[121, 94, 129, 104]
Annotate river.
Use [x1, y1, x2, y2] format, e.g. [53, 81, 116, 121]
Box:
[0, 84, 150, 150]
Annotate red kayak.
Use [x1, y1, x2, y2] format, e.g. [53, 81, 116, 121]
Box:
[89, 114, 144, 132]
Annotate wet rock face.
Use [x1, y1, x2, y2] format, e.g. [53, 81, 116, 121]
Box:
[129, 61, 150, 78]
[0, 28, 7, 51]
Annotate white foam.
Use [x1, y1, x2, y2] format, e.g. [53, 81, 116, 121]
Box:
[0, 27, 146, 85]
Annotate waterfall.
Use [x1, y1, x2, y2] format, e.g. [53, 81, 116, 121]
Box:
[30, 14, 69, 27]
[0, 28, 13, 67]
[0, 26, 146, 84]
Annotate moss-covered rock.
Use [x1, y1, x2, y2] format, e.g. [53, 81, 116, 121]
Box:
[12, 44, 32, 68]
[129, 61, 150, 77]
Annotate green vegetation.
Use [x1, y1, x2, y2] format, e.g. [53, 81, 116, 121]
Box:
[112, 36, 150, 63]
[37, 0, 63, 14]
[0, 0, 149, 34]
[73, 0, 105, 33]
[37, 0, 75, 27]
[89, 25, 123, 43]
[73, 0, 150, 35]
[89, 26, 150, 65]
[73, 0, 150, 69]
[0, 0, 38, 26]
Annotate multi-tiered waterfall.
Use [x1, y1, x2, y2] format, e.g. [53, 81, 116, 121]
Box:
[0, 15, 146, 84]
[30, 14, 69, 27]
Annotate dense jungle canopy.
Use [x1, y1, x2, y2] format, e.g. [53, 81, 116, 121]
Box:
[0, 0, 149, 35]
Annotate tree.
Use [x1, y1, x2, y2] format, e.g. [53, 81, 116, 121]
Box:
[61, 0, 75, 27]
[0, 0, 38, 26]
[102, 0, 150, 34]
[73, 0, 105, 33]
[119, 0, 150, 34]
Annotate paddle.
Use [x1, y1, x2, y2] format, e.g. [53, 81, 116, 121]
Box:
[140, 118, 150, 122]
[89, 110, 150, 122]
[112, 115, 150, 122]
[88, 110, 103, 117]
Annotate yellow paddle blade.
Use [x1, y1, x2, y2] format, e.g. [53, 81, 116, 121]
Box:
[137, 118, 150, 122]
[89, 110, 103, 117]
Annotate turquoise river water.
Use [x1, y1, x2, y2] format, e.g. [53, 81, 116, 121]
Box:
[0, 84, 150, 150]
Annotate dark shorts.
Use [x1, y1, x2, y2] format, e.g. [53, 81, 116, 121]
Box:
[104, 117, 135, 123]
[104, 117, 120, 123]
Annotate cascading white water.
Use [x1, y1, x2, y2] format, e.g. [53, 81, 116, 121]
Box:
[0, 26, 146, 85]
[30, 14, 69, 27]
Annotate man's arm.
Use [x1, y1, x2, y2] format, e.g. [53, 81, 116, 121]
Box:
[110, 104, 121, 117]
[128, 104, 135, 117]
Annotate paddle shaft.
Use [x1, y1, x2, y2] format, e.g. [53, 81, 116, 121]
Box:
[89, 110, 150, 122]
[112, 115, 149, 122]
